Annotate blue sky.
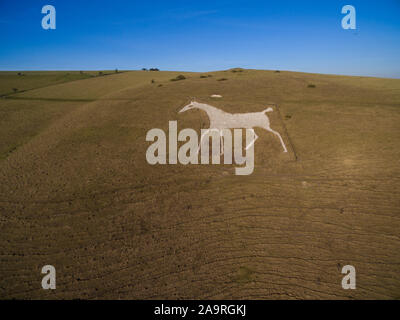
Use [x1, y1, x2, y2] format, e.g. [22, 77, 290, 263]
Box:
[1, 0, 399, 78]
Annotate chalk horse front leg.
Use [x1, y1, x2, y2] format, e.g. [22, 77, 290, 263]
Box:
[197, 129, 223, 155]
[197, 129, 210, 155]
[245, 130, 258, 150]
[219, 130, 225, 155]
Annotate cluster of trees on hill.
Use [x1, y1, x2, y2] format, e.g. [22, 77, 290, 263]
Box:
[142, 68, 159, 71]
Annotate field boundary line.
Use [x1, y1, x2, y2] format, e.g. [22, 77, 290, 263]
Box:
[0, 71, 129, 98]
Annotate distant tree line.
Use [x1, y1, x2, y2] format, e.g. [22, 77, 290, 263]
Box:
[142, 68, 160, 71]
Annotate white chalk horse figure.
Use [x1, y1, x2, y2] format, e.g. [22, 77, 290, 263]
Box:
[179, 100, 288, 153]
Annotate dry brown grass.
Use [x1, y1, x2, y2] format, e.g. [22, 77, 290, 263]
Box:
[0, 71, 118, 96]
[0, 69, 399, 299]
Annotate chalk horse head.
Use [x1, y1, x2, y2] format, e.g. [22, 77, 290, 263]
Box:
[179, 101, 198, 113]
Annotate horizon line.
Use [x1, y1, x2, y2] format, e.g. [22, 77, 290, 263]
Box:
[0, 68, 399, 80]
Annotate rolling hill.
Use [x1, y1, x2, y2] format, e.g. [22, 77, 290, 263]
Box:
[0, 69, 399, 299]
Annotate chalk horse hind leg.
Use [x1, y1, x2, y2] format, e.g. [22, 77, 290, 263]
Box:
[197, 129, 223, 155]
[263, 126, 288, 152]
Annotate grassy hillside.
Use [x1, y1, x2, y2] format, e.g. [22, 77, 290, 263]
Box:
[0, 69, 399, 299]
[0, 70, 185, 160]
[0, 71, 122, 97]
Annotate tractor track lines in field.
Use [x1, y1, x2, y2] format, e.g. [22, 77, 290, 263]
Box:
[33, 258, 321, 299]
[1, 173, 397, 205]
[2, 208, 399, 263]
